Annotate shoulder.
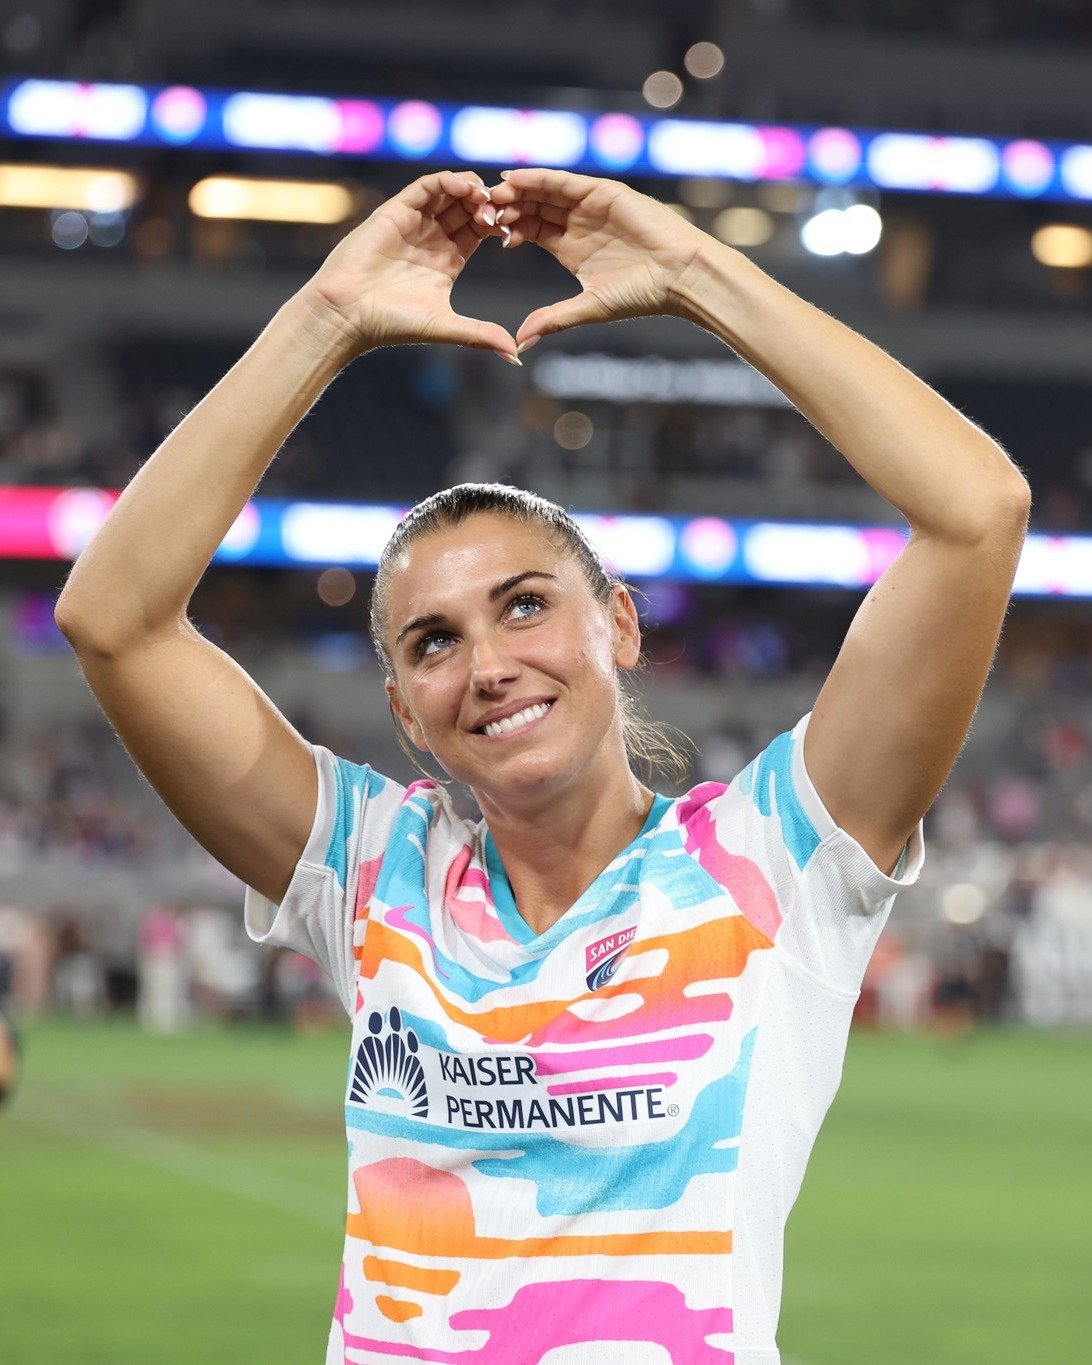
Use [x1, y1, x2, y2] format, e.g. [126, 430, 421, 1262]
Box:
[675, 716, 829, 873]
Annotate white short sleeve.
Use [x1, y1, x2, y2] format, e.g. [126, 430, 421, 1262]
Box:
[778, 713, 925, 991]
[244, 745, 405, 1015]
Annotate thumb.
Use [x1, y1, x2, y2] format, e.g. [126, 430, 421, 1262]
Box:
[516, 291, 606, 353]
[435, 311, 520, 365]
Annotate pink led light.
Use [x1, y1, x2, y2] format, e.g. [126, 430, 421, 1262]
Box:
[808, 127, 862, 183]
[47, 487, 118, 558]
[151, 86, 206, 144]
[758, 126, 806, 180]
[1001, 139, 1055, 196]
[387, 100, 443, 158]
[219, 503, 261, 558]
[679, 517, 737, 577]
[860, 528, 908, 583]
[336, 100, 385, 154]
[589, 113, 645, 169]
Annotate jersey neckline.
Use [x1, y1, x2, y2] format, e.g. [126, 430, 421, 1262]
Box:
[483, 793, 673, 947]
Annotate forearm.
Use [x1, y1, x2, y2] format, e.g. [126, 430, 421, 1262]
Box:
[671, 244, 1030, 540]
[56, 291, 357, 654]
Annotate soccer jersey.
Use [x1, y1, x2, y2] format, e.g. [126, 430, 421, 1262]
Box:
[245, 714, 923, 1365]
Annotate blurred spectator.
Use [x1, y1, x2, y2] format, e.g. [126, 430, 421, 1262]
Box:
[137, 905, 187, 1033]
[51, 913, 106, 1016]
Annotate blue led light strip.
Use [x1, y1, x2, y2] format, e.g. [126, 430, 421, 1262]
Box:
[2, 77, 1091, 203]
[2, 486, 1084, 597]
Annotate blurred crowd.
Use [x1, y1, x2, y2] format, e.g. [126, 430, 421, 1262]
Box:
[1, 604, 1091, 1032]
[4, 359, 1092, 529]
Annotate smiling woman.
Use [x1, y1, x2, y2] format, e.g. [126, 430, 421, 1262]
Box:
[54, 167, 1028, 1364]
[370, 482, 688, 804]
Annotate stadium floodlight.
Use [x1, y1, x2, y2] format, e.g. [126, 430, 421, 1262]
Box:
[188, 176, 357, 224]
[801, 204, 882, 257]
[842, 204, 883, 254]
[0, 164, 139, 211]
[1031, 223, 1092, 269]
[714, 206, 775, 248]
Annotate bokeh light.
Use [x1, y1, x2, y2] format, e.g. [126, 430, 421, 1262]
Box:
[642, 71, 684, 111]
[317, 568, 358, 607]
[553, 411, 594, 450]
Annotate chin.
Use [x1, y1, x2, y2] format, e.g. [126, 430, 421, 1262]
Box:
[464, 749, 576, 804]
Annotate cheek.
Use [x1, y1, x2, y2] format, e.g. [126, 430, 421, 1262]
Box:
[399, 666, 463, 736]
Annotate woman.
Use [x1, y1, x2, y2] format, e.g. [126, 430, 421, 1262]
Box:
[56, 168, 1029, 1364]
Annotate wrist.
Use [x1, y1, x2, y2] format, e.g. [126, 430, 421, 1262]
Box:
[666, 238, 756, 330]
[280, 287, 373, 375]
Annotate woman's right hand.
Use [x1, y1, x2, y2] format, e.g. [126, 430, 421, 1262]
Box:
[299, 170, 518, 364]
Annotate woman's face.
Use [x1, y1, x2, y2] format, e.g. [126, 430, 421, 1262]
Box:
[383, 514, 640, 808]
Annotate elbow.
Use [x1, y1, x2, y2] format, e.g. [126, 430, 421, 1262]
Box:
[991, 463, 1032, 538]
[54, 589, 110, 658]
[55, 586, 138, 661]
[941, 448, 1031, 547]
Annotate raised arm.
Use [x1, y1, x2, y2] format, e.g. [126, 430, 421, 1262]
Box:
[485, 169, 1030, 871]
[56, 171, 514, 904]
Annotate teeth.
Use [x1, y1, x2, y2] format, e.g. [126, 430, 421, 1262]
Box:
[484, 702, 550, 739]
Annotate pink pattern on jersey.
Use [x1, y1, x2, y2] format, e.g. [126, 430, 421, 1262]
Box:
[533, 1032, 712, 1075]
[678, 783, 783, 939]
[355, 856, 384, 915]
[335, 1260, 353, 1326]
[386, 904, 451, 981]
[443, 846, 509, 943]
[342, 1278, 733, 1362]
[547, 1071, 677, 1095]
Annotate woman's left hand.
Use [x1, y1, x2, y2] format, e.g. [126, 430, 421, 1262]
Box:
[481, 169, 709, 352]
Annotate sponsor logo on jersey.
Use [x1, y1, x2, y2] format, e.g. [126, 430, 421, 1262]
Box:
[585, 924, 637, 990]
[348, 1006, 428, 1117]
[437, 1047, 670, 1131]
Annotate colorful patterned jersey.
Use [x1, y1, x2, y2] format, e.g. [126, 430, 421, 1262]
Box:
[245, 715, 923, 1365]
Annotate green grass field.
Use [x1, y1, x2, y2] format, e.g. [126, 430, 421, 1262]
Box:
[2, 1019, 1088, 1363]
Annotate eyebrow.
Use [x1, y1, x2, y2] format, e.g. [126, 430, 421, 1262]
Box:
[395, 570, 558, 648]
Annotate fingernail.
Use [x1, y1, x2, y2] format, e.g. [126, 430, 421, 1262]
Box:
[516, 336, 540, 355]
[501, 228, 513, 248]
[500, 353, 523, 367]
[500, 170, 511, 180]
[482, 206, 497, 226]
[494, 208, 506, 225]
[481, 185, 492, 200]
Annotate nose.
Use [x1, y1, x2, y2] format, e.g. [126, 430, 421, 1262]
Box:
[469, 634, 519, 693]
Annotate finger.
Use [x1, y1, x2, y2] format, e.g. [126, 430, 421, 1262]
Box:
[475, 201, 569, 230]
[515, 291, 606, 351]
[437, 312, 521, 365]
[450, 220, 492, 256]
[401, 170, 491, 214]
[497, 167, 606, 204]
[440, 199, 491, 237]
[511, 218, 566, 252]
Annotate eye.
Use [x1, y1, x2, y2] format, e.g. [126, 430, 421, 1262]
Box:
[507, 592, 546, 621]
[415, 628, 456, 660]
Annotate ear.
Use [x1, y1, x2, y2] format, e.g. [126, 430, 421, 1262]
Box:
[609, 585, 642, 671]
[385, 678, 429, 752]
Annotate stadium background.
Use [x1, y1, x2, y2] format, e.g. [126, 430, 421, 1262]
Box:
[0, 1, 1089, 1361]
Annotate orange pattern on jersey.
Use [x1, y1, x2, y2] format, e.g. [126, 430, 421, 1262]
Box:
[347, 1158, 731, 1261]
[357, 912, 771, 1045]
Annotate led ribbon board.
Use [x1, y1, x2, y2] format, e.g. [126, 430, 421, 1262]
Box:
[0, 485, 1085, 597]
[2, 78, 1092, 203]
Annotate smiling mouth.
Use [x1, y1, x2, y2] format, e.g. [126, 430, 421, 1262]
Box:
[475, 701, 554, 740]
